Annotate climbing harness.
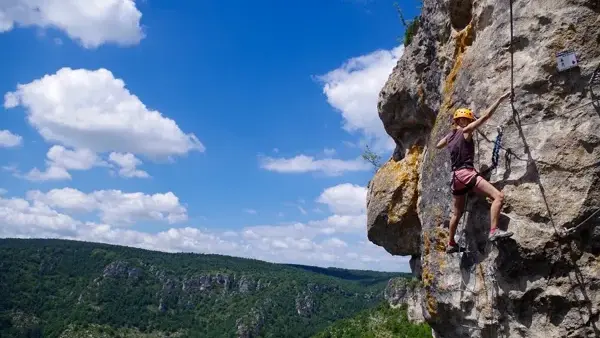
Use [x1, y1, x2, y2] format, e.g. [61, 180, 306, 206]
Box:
[450, 126, 504, 196]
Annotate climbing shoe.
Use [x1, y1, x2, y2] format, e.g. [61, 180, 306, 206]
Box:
[488, 228, 513, 241]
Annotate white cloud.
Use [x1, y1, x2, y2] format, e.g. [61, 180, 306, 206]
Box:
[322, 237, 348, 248]
[309, 214, 367, 234]
[317, 45, 404, 151]
[108, 152, 149, 178]
[0, 0, 144, 48]
[23, 145, 102, 181]
[25, 165, 71, 182]
[46, 145, 100, 170]
[0, 195, 79, 237]
[317, 183, 367, 215]
[243, 208, 257, 215]
[26, 187, 188, 225]
[0, 130, 22, 147]
[4, 67, 204, 159]
[0, 184, 409, 271]
[76, 225, 242, 255]
[259, 154, 370, 176]
[323, 148, 336, 156]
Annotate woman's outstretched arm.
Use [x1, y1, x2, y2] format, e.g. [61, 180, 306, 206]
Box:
[436, 135, 449, 149]
[463, 91, 511, 134]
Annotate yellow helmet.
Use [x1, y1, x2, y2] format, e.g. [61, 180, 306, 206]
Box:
[453, 108, 475, 121]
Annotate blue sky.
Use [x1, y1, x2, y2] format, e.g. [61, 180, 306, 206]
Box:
[0, 0, 420, 272]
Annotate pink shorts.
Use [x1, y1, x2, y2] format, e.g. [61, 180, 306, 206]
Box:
[453, 167, 482, 191]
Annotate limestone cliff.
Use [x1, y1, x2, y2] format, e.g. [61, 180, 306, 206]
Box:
[367, 0, 600, 337]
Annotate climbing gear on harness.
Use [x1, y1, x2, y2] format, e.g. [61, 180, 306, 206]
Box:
[453, 108, 475, 121]
[450, 126, 504, 195]
[490, 126, 503, 171]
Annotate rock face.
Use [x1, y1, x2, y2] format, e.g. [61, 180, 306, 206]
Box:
[368, 0, 600, 337]
[236, 308, 264, 338]
[296, 291, 316, 317]
[102, 260, 142, 280]
[384, 278, 425, 324]
[367, 145, 423, 256]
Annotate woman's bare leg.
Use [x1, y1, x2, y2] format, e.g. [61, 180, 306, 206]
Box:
[447, 194, 465, 248]
[473, 178, 512, 240]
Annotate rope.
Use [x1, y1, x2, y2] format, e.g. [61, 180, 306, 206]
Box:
[561, 208, 600, 236]
[510, 0, 515, 105]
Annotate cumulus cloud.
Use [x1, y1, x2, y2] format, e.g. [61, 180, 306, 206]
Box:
[317, 45, 404, 151]
[5, 68, 204, 179]
[259, 154, 370, 176]
[0, 130, 22, 147]
[317, 183, 367, 215]
[108, 152, 149, 178]
[0, 184, 408, 271]
[24, 145, 102, 181]
[322, 237, 348, 248]
[0, 0, 145, 48]
[26, 187, 188, 225]
[5, 67, 204, 158]
[309, 214, 367, 234]
[0, 195, 79, 237]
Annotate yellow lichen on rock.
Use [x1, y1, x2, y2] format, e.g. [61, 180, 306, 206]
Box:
[441, 23, 474, 114]
[417, 83, 425, 105]
[421, 231, 437, 316]
[366, 144, 424, 256]
[422, 231, 433, 286]
[385, 145, 423, 224]
[426, 291, 437, 316]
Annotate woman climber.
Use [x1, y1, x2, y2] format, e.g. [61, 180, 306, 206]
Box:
[435, 91, 513, 254]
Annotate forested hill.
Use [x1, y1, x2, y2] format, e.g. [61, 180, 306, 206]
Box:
[0, 238, 409, 338]
[312, 303, 432, 338]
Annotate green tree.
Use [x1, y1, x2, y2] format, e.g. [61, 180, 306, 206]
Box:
[0, 238, 411, 338]
[393, 2, 422, 46]
[361, 145, 382, 169]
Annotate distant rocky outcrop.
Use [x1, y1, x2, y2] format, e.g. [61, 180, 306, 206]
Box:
[103, 260, 142, 280]
[384, 278, 425, 324]
[368, 0, 600, 337]
[236, 308, 265, 338]
[296, 290, 316, 317]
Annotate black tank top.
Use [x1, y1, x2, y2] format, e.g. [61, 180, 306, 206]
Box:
[446, 129, 474, 170]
